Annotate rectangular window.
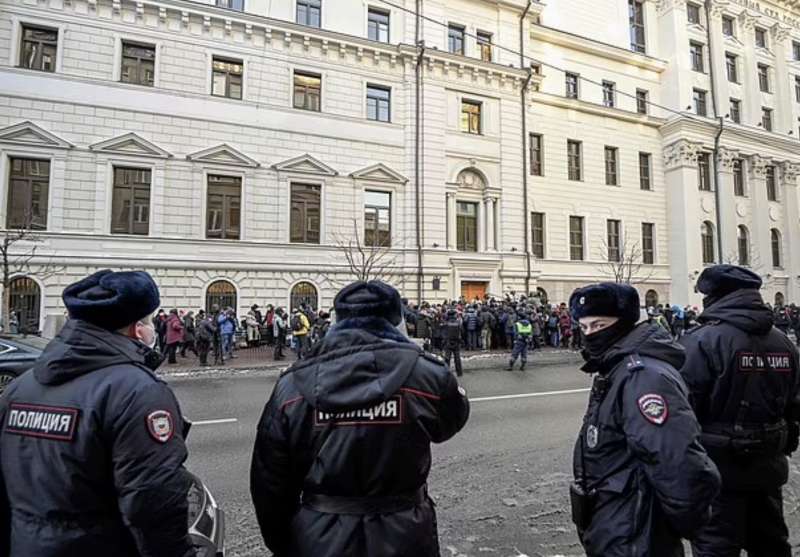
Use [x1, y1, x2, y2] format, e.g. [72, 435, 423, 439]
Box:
[733, 159, 745, 196]
[693, 88, 707, 116]
[120, 41, 155, 87]
[602, 81, 615, 108]
[206, 175, 241, 240]
[565, 72, 579, 99]
[364, 190, 391, 247]
[725, 52, 738, 82]
[477, 31, 492, 62]
[698, 152, 711, 191]
[730, 98, 741, 123]
[460, 100, 481, 134]
[755, 27, 767, 48]
[529, 133, 543, 176]
[762, 107, 773, 131]
[366, 84, 390, 122]
[766, 166, 777, 201]
[607, 219, 621, 262]
[111, 167, 150, 235]
[448, 24, 465, 55]
[757, 64, 770, 92]
[795, 76, 800, 103]
[641, 223, 654, 264]
[690, 41, 704, 72]
[567, 140, 582, 181]
[569, 216, 584, 261]
[19, 25, 58, 72]
[368, 7, 390, 43]
[639, 152, 652, 190]
[211, 57, 243, 100]
[531, 212, 545, 258]
[216, 0, 244, 10]
[629, 0, 646, 54]
[7, 158, 49, 230]
[636, 89, 648, 114]
[296, 0, 321, 27]
[604, 146, 619, 186]
[687, 3, 701, 24]
[794, 41, 800, 61]
[290, 183, 321, 244]
[456, 201, 478, 252]
[722, 15, 735, 37]
[293, 71, 321, 111]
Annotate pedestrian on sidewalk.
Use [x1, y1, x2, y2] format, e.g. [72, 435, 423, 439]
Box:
[246, 305, 262, 347]
[180, 310, 197, 358]
[218, 307, 236, 359]
[273, 307, 287, 361]
[568, 282, 720, 557]
[196, 312, 215, 366]
[250, 280, 469, 557]
[291, 308, 310, 359]
[507, 312, 533, 371]
[165, 308, 183, 364]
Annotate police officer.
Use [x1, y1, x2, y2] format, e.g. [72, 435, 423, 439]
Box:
[442, 308, 463, 376]
[679, 265, 800, 556]
[569, 283, 720, 557]
[250, 280, 469, 557]
[0, 270, 195, 557]
[506, 311, 532, 371]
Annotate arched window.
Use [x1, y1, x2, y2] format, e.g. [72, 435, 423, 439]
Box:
[290, 281, 318, 312]
[775, 292, 785, 307]
[9, 276, 41, 334]
[701, 221, 715, 264]
[737, 225, 750, 266]
[205, 280, 237, 314]
[645, 289, 659, 308]
[771, 228, 782, 268]
[535, 287, 549, 306]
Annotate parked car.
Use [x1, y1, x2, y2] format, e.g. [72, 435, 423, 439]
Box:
[0, 334, 49, 396]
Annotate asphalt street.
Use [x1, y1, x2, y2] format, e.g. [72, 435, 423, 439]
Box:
[169, 358, 800, 557]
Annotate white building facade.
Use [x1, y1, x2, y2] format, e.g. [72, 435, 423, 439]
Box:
[0, 0, 798, 332]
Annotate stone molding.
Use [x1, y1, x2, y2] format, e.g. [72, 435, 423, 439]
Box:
[663, 139, 704, 169]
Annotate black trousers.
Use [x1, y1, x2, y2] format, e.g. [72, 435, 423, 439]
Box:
[166, 342, 179, 364]
[443, 346, 462, 376]
[274, 334, 285, 360]
[692, 488, 790, 557]
[197, 340, 210, 364]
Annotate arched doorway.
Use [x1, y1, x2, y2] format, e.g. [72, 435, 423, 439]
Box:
[775, 292, 785, 308]
[9, 276, 41, 334]
[205, 280, 237, 314]
[290, 281, 318, 312]
[535, 287, 549, 306]
[645, 289, 659, 309]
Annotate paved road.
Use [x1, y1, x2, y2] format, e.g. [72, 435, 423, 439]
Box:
[169, 359, 800, 557]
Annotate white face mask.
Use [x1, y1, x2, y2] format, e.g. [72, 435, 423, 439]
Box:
[395, 317, 408, 338]
[137, 321, 157, 349]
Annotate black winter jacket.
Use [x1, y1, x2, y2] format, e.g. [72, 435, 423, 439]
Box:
[574, 323, 720, 557]
[0, 319, 195, 557]
[250, 317, 469, 557]
[679, 290, 800, 491]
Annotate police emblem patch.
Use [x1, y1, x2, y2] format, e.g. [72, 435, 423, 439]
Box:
[637, 394, 668, 425]
[579, 296, 586, 305]
[458, 386, 467, 397]
[586, 425, 599, 448]
[146, 410, 174, 443]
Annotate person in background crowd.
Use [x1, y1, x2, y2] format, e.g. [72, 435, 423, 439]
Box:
[480, 304, 495, 351]
[155, 308, 168, 353]
[464, 305, 480, 351]
[443, 309, 463, 377]
[791, 304, 800, 347]
[273, 307, 287, 361]
[507, 312, 533, 371]
[196, 311, 214, 366]
[218, 307, 236, 359]
[775, 306, 791, 336]
[246, 305, 261, 347]
[180, 310, 197, 358]
[547, 310, 560, 347]
[559, 308, 572, 349]
[7, 311, 18, 334]
[291, 308, 311, 359]
[165, 308, 184, 364]
[264, 304, 275, 346]
[502, 307, 516, 350]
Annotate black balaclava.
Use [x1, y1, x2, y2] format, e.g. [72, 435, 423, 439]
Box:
[581, 319, 636, 363]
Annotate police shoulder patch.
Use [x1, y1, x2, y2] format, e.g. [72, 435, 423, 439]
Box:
[637, 393, 668, 425]
[146, 410, 174, 443]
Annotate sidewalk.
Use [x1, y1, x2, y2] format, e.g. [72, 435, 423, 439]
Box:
[157, 344, 585, 378]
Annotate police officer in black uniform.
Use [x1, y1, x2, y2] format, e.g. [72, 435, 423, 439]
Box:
[680, 265, 800, 557]
[569, 283, 720, 557]
[442, 308, 463, 376]
[0, 270, 195, 557]
[250, 280, 469, 557]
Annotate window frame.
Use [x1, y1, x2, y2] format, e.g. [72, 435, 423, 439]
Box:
[755, 27, 767, 49]
[460, 99, 482, 135]
[794, 41, 800, 61]
[367, 7, 390, 43]
[725, 52, 738, 83]
[687, 3, 701, 25]
[762, 107, 773, 131]
[529, 133, 543, 176]
[18, 23, 59, 73]
[602, 80, 616, 108]
[565, 72, 579, 99]
[531, 211, 545, 258]
[296, 0, 322, 28]
[211, 56, 243, 100]
[456, 200, 479, 252]
[701, 221, 715, 264]
[641, 222, 654, 264]
[639, 152, 652, 191]
[729, 98, 741, 123]
[607, 219, 621, 262]
[698, 152, 711, 191]
[569, 215, 585, 261]
[120, 40, 156, 87]
[636, 89, 648, 114]
[628, 0, 646, 54]
[293, 70, 322, 112]
[205, 174, 242, 240]
[448, 23, 465, 55]
[733, 158, 745, 196]
[690, 41, 705, 72]
[110, 166, 151, 236]
[722, 15, 735, 37]
[604, 146, 619, 186]
[771, 228, 782, 268]
[366, 83, 391, 123]
[477, 30, 493, 62]
[737, 225, 750, 266]
[290, 182, 322, 244]
[757, 63, 770, 93]
[567, 140, 582, 181]
[363, 189, 391, 247]
[216, 0, 244, 10]
[765, 165, 777, 201]
[6, 156, 50, 231]
[693, 88, 708, 116]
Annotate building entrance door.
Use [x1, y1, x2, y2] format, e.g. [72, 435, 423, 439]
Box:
[461, 281, 488, 302]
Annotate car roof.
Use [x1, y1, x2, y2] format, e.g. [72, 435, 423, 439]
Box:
[0, 335, 49, 352]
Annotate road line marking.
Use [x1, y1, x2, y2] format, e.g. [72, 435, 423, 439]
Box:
[470, 388, 590, 403]
[192, 418, 238, 426]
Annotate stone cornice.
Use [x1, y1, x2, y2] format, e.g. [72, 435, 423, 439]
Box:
[660, 115, 800, 156]
[663, 139, 705, 169]
[528, 91, 666, 128]
[529, 25, 668, 73]
[717, 146, 740, 170]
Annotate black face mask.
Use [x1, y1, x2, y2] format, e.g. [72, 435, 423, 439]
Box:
[581, 320, 634, 363]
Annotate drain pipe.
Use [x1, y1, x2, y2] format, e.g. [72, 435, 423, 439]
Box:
[705, 0, 724, 262]
[520, 0, 533, 295]
[414, 0, 424, 304]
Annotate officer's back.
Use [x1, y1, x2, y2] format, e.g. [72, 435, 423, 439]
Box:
[0, 270, 195, 557]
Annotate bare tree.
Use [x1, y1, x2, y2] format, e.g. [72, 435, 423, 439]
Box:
[331, 218, 401, 285]
[0, 212, 64, 333]
[594, 230, 656, 285]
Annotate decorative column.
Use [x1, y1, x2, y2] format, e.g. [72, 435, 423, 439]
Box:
[738, 11, 762, 125]
[446, 192, 457, 250]
[748, 154, 773, 273]
[484, 196, 496, 251]
[664, 139, 705, 306]
[477, 200, 486, 253]
[716, 147, 739, 260]
[708, 1, 730, 115]
[771, 24, 793, 133]
[781, 162, 800, 301]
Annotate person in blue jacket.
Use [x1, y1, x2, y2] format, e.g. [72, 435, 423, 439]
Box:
[569, 282, 720, 557]
[0, 269, 195, 557]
